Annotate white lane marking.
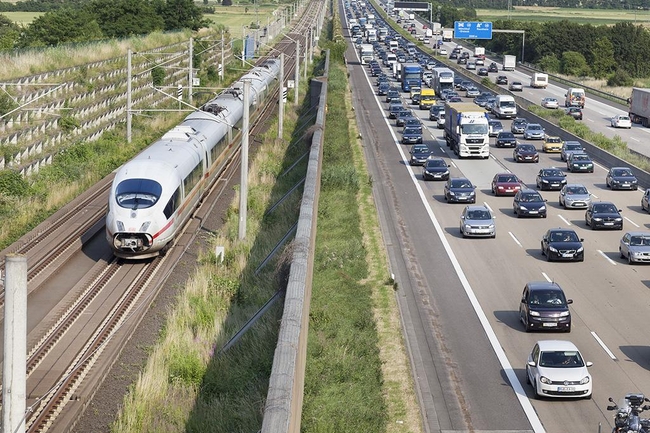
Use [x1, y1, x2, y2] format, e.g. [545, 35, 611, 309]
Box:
[624, 216, 640, 228]
[591, 331, 617, 360]
[558, 214, 572, 226]
[509, 231, 522, 247]
[591, 192, 599, 199]
[598, 249, 617, 265]
[542, 272, 552, 282]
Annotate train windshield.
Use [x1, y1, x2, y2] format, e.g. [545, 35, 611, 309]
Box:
[115, 179, 162, 210]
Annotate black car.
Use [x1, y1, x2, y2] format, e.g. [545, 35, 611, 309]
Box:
[566, 152, 594, 173]
[566, 107, 583, 120]
[457, 57, 467, 65]
[496, 75, 508, 85]
[422, 157, 450, 180]
[474, 94, 489, 107]
[488, 62, 499, 73]
[403, 117, 422, 129]
[519, 281, 573, 332]
[541, 228, 584, 262]
[396, 111, 414, 127]
[449, 52, 458, 60]
[408, 144, 430, 166]
[606, 167, 638, 190]
[477, 67, 489, 76]
[377, 82, 390, 96]
[513, 144, 539, 163]
[513, 189, 547, 218]
[388, 103, 404, 118]
[495, 131, 517, 148]
[444, 177, 476, 203]
[585, 201, 623, 230]
[535, 168, 567, 191]
[385, 88, 400, 103]
[511, 118, 528, 134]
[402, 126, 423, 144]
[429, 104, 445, 121]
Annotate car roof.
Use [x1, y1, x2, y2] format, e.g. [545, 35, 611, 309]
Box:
[623, 231, 650, 237]
[547, 227, 576, 233]
[536, 340, 579, 352]
[464, 205, 490, 212]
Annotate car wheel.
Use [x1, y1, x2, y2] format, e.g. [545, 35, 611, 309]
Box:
[546, 249, 551, 261]
[533, 380, 542, 399]
[460, 226, 466, 238]
[628, 253, 634, 265]
[585, 393, 593, 400]
[541, 246, 545, 256]
[525, 366, 531, 384]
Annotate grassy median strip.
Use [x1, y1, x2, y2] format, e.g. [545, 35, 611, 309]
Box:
[301, 59, 422, 432]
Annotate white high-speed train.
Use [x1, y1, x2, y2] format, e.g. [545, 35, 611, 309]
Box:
[106, 58, 281, 259]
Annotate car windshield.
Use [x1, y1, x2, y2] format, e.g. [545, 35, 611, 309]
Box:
[514, 119, 527, 126]
[451, 179, 472, 188]
[594, 204, 618, 213]
[404, 128, 421, 134]
[539, 351, 585, 368]
[573, 154, 589, 161]
[566, 186, 588, 195]
[630, 236, 650, 246]
[530, 290, 567, 307]
[498, 175, 517, 183]
[520, 193, 542, 202]
[528, 125, 543, 131]
[546, 137, 561, 143]
[566, 143, 581, 150]
[550, 231, 579, 242]
[613, 168, 633, 177]
[467, 209, 491, 220]
[519, 145, 536, 152]
[543, 169, 563, 177]
[426, 159, 445, 167]
[461, 123, 488, 134]
[499, 132, 514, 138]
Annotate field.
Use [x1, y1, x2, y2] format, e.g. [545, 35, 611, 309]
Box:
[204, 5, 280, 38]
[3, 12, 43, 25]
[476, 6, 650, 26]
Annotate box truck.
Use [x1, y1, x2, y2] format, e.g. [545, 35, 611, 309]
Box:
[442, 29, 453, 42]
[444, 102, 490, 158]
[431, 22, 442, 35]
[530, 72, 548, 89]
[503, 55, 516, 71]
[474, 47, 485, 58]
[629, 87, 650, 127]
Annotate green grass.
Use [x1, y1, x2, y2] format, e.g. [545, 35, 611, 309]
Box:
[3, 11, 43, 25]
[204, 5, 283, 38]
[476, 6, 650, 26]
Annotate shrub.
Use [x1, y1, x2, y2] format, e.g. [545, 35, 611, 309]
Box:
[151, 66, 165, 87]
[607, 69, 634, 87]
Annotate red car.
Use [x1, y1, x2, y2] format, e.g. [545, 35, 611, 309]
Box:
[491, 173, 522, 196]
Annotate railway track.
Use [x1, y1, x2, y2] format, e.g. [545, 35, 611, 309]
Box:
[0, 3, 324, 432]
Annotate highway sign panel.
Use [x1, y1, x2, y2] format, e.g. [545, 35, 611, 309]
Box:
[394, 1, 429, 11]
[453, 21, 493, 39]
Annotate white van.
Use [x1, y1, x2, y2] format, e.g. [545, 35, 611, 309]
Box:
[530, 73, 548, 89]
[492, 95, 518, 119]
[565, 87, 585, 108]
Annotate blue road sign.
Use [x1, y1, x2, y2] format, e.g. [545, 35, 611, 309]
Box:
[453, 21, 493, 39]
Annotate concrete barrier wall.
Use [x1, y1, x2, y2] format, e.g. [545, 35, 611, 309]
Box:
[260, 49, 329, 433]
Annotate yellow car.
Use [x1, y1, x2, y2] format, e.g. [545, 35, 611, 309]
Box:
[543, 136, 564, 153]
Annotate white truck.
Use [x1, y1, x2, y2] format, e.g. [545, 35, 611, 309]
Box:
[425, 29, 433, 38]
[530, 72, 548, 89]
[409, 13, 415, 20]
[503, 55, 516, 71]
[431, 22, 442, 35]
[474, 47, 485, 58]
[442, 29, 453, 42]
[629, 87, 650, 127]
[444, 102, 490, 159]
[359, 44, 374, 64]
[492, 95, 518, 119]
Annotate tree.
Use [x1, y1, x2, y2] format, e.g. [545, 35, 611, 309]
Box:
[87, 0, 164, 38]
[0, 14, 21, 51]
[560, 51, 590, 77]
[158, 0, 207, 31]
[590, 37, 616, 79]
[19, 8, 103, 47]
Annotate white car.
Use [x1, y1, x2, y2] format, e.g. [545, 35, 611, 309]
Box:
[611, 114, 632, 129]
[541, 97, 559, 109]
[526, 340, 592, 399]
[439, 48, 448, 55]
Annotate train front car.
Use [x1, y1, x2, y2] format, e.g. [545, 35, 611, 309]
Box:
[106, 131, 204, 259]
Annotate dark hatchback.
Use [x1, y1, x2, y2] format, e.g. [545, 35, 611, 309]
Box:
[606, 167, 638, 190]
[519, 282, 573, 332]
[585, 201, 623, 230]
[402, 126, 423, 144]
[377, 82, 390, 96]
[409, 144, 431, 165]
[495, 131, 517, 148]
[444, 177, 476, 203]
[513, 144, 539, 163]
[386, 88, 401, 103]
[541, 228, 584, 262]
[511, 118, 528, 134]
[513, 189, 547, 218]
[566, 107, 583, 120]
[422, 157, 450, 180]
[535, 168, 567, 191]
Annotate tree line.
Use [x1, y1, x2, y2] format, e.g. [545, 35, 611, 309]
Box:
[419, 2, 650, 83]
[0, 0, 209, 49]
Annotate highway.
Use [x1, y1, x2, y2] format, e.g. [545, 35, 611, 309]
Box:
[345, 4, 650, 433]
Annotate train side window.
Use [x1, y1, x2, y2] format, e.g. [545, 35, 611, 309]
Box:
[183, 163, 203, 193]
[163, 187, 181, 219]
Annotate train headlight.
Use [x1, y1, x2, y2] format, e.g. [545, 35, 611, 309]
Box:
[139, 221, 151, 232]
[116, 221, 125, 231]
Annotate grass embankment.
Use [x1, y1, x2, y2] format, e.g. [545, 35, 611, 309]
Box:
[300, 60, 422, 432]
[476, 6, 650, 26]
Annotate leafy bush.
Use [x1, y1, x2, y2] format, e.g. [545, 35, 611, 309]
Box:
[0, 170, 30, 197]
[151, 66, 165, 87]
[607, 69, 634, 87]
[538, 55, 560, 73]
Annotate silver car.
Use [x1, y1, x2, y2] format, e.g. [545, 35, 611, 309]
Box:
[559, 184, 592, 209]
[619, 231, 650, 264]
[459, 205, 496, 238]
[523, 123, 545, 140]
